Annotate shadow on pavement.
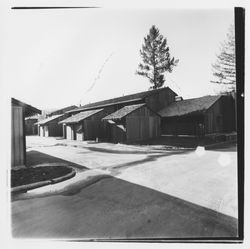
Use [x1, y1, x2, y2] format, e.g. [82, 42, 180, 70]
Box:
[12, 175, 238, 239]
[104, 150, 193, 173]
[83, 146, 192, 155]
[26, 150, 88, 171]
[16, 147, 238, 239]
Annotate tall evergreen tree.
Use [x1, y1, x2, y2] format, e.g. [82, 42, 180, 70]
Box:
[211, 24, 236, 92]
[136, 25, 179, 89]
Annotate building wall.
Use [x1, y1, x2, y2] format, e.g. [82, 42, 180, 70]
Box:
[48, 105, 77, 117]
[205, 96, 236, 134]
[205, 100, 222, 134]
[104, 106, 160, 144]
[161, 115, 205, 135]
[11, 106, 25, 167]
[126, 106, 160, 143]
[145, 88, 177, 112]
[25, 119, 38, 135]
[113, 99, 143, 112]
[82, 111, 108, 140]
[47, 121, 63, 136]
[64, 110, 109, 141]
[220, 95, 236, 132]
[161, 96, 236, 136]
[65, 123, 83, 141]
[110, 122, 126, 143]
[39, 119, 63, 137]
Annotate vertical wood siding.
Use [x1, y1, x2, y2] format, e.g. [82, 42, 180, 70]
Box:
[105, 106, 160, 143]
[145, 88, 176, 112]
[161, 115, 204, 135]
[205, 99, 222, 134]
[74, 110, 110, 141]
[63, 124, 66, 139]
[126, 116, 160, 143]
[220, 96, 236, 132]
[47, 121, 63, 137]
[39, 118, 64, 137]
[25, 119, 38, 135]
[205, 96, 236, 134]
[11, 106, 25, 167]
[126, 106, 160, 143]
[108, 122, 126, 143]
[83, 120, 104, 140]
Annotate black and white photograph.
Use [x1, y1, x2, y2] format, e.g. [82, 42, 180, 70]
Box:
[0, 0, 246, 245]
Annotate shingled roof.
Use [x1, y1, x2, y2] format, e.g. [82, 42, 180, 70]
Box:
[67, 87, 177, 113]
[103, 104, 145, 120]
[25, 114, 41, 120]
[59, 109, 103, 124]
[36, 114, 63, 125]
[158, 95, 221, 117]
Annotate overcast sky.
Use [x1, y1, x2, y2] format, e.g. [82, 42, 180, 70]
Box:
[2, 7, 234, 109]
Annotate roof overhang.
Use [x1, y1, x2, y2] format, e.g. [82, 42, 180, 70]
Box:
[11, 98, 41, 117]
[67, 98, 143, 114]
[36, 114, 63, 125]
[60, 109, 103, 124]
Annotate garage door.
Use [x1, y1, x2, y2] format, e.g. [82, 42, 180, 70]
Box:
[39, 126, 44, 137]
[44, 126, 49, 137]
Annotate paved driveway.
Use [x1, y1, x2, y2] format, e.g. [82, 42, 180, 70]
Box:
[11, 136, 238, 238]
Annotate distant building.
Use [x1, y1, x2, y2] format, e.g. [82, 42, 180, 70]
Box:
[159, 95, 236, 136]
[11, 98, 41, 167]
[67, 87, 177, 115]
[37, 115, 65, 137]
[62, 87, 176, 143]
[47, 105, 77, 117]
[58, 89, 236, 143]
[36, 105, 78, 137]
[59, 109, 108, 141]
[25, 114, 43, 135]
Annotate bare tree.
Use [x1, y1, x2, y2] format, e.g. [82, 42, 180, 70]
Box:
[211, 24, 236, 92]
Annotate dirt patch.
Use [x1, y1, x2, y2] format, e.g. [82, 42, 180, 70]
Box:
[11, 166, 73, 187]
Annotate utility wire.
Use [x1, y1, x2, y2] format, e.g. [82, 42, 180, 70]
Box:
[79, 52, 115, 106]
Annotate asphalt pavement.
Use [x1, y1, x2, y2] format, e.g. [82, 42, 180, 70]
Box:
[11, 136, 238, 239]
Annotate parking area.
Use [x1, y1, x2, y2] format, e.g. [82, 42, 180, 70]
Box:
[12, 135, 238, 238]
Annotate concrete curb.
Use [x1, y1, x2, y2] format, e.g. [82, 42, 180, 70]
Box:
[11, 167, 76, 193]
[204, 139, 237, 150]
[51, 170, 76, 184]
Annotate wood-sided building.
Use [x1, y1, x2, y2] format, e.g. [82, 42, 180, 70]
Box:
[59, 109, 108, 141]
[11, 98, 41, 168]
[37, 114, 65, 137]
[36, 105, 77, 137]
[67, 87, 177, 116]
[25, 114, 43, 135]
[159, 95, 236, 136]
[102, 103, 161, 143]
[46, 105, 77, 117]
[64, 87, 176, 143]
